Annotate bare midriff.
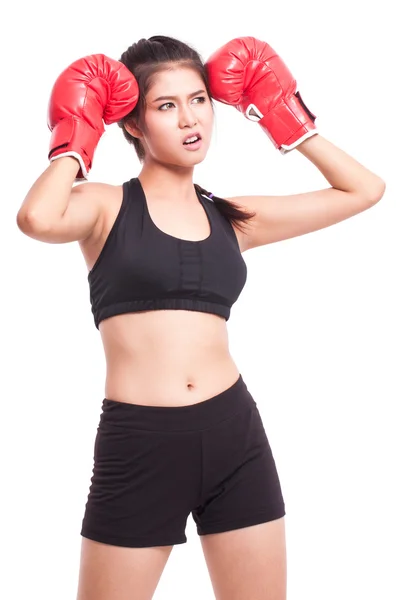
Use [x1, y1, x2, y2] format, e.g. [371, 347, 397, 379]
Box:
[81, 182, 245, 408]
[99, 309, 241, 407]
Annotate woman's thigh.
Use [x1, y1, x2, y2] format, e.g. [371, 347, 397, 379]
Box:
[76, 537, 174, 600]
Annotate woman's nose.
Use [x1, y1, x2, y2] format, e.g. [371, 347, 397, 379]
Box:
[179, 105, 197, 128]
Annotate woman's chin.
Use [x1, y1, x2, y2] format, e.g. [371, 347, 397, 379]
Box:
[165, 151, 208, 168]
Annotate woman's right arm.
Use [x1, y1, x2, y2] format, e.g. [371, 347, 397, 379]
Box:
[16, 157, 107, 244]
[17, 53, 139, 245]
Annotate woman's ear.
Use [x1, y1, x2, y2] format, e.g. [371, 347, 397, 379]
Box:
[124, 119, 143, 139]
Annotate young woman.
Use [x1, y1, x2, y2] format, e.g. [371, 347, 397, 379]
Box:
[17, 35, 385, 600]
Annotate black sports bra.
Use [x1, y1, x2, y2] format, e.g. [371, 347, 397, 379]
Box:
[87, 177, 247, 329]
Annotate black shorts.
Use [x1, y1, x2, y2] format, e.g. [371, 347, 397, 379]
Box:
[80, 374, 285, 548]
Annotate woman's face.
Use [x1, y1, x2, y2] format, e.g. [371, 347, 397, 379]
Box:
[132, 66, 214, 167]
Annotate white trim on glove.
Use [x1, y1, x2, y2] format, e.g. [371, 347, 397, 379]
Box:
[49, 151, 88, 181]
[280, 129, 319, 154]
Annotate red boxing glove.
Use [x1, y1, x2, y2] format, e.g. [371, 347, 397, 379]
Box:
[48, 54, 139, 179]
[205, 37, 317, 153]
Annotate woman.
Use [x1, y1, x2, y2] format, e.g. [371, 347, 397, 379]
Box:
[17, 35, 385, 600]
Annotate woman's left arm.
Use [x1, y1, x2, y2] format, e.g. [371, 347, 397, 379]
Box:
[226, 134, 386, 251]
[206, 36, 386, 250]
[295, 134, 385, 198]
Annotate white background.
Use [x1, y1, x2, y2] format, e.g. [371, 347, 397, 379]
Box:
[2, 0, 399, 598]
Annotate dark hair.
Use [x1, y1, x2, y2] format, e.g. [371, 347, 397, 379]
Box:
[117, 35, 255, 235]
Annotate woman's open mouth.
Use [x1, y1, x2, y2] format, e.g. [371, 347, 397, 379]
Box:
[182, 133, 202, 151]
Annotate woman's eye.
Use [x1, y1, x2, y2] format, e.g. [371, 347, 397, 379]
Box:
[159, 96, 207, 111]
[159, 102, 174, 111]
